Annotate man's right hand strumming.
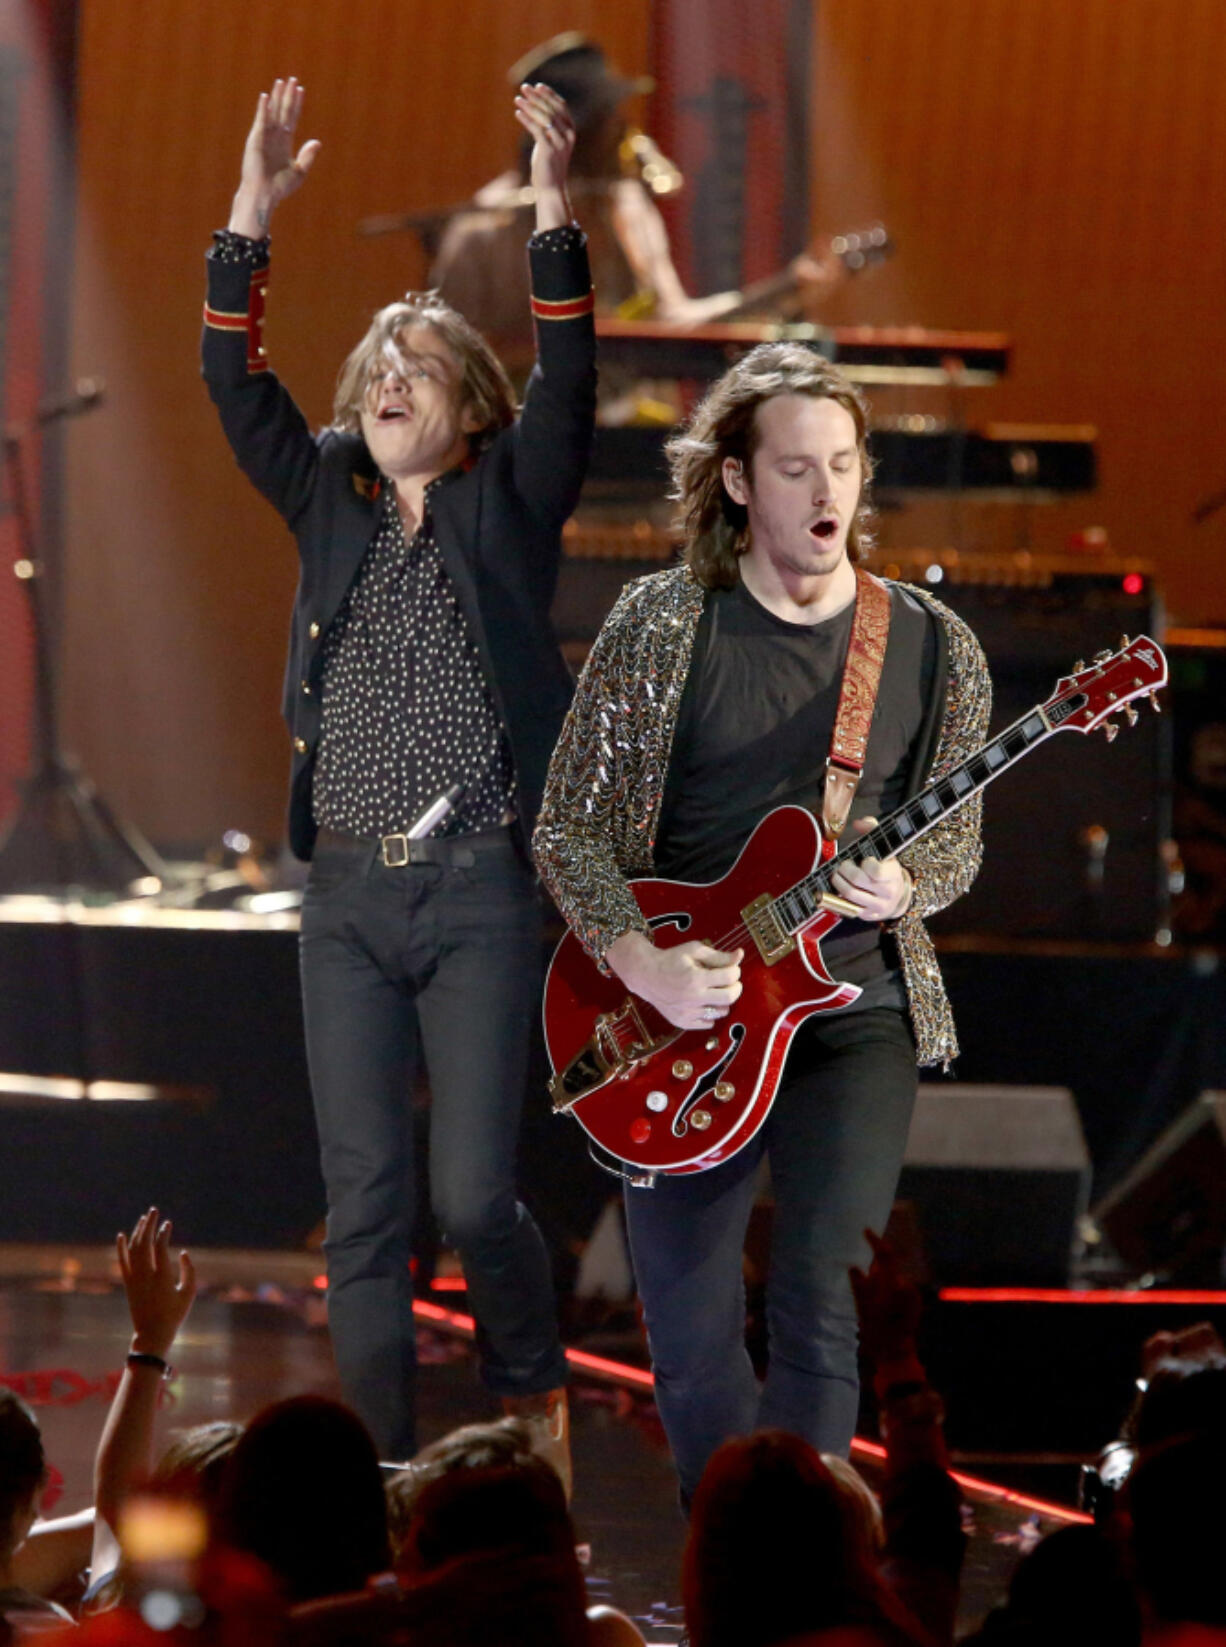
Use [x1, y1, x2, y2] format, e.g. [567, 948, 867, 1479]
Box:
[605, 929, 743, 1031]
[228, 76, 321, 239]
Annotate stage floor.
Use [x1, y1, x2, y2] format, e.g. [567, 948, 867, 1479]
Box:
[0, 1245, 1089, 1640]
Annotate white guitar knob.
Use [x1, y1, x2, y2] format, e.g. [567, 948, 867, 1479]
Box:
[646, 1092, 668, 1112]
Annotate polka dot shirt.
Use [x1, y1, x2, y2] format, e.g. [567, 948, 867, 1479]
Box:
[312, 476, 514, 839]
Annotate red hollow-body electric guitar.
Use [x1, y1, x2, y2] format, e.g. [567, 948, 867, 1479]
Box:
[543, 636, 1168, 1183]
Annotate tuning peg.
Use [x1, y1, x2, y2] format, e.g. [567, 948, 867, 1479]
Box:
[1147, 691, 1162, 714]
[1118, 634, 1132, 650]
[1101, 722, 1119, 743]
[1124, 704, 1139, 727]
[1072, 658, 1086, 673]
[1093, 648, 1113, 664]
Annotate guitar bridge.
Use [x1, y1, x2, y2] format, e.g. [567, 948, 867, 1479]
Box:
[549, 997, 676, 1113]
[742, 894, 796, 965]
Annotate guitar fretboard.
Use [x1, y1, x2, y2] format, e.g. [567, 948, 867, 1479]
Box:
[771, 690, 1089, 935]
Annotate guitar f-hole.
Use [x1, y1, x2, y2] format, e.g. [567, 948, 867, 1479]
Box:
[672, 1023, 747, 1138]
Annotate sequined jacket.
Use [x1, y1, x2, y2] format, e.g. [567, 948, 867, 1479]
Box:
[533, 564, 992, 1067]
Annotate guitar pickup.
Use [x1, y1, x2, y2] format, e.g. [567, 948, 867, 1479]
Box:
[742, 894, 796, 965]
[549, 998, 676, 1113]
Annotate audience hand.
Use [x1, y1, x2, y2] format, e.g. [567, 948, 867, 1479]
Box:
[1140, 1320, 1225, 1379]
[849, 1228, 923, 1370]
[118, 1206, 197, 1361]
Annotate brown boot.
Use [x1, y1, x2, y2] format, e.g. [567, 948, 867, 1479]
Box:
[501, 1386, 572, 1501]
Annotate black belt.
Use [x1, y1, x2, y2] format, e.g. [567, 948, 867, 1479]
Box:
[314, 825, 513, 869]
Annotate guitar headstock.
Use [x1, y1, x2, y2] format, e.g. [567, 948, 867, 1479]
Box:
[1044, 635, 1168, 741]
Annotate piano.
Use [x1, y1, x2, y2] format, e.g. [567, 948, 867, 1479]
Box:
[594, 317, 1012, 387]
[583, 421, 1097, 504]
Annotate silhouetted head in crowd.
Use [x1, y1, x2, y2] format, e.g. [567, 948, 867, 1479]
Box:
[822, 1451, 885, 1555]
[683, 1430, 908, 1647]
[1128, 1428, 1226, 1629]
[996, 1523, 1140, 1647]
[395, 1459, 589, 1647]
[214, 1395, 389, 1602]
[153, 1420, 244, 1513]
[0, 1391, 45, 1576]
[385, 1417, 537, 1558]
[401, 1454, 575, 1575]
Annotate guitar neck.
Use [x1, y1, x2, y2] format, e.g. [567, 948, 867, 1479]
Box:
[774, 691, 1088, 934]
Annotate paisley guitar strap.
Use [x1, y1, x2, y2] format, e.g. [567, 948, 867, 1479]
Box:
[820, 567, 892, 840]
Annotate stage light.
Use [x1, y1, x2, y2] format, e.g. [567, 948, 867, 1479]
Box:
[1122, 573, 1144, 596]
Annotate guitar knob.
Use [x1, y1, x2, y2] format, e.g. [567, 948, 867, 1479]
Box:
[1124, 704, 1139, 727]
[672, 1060, 694, 1080]
[629, 1118, 652, 1145]
[689, 1109, 712, 1131]
[1101, 722, 1119, 743]
[646, 1091, 668, 1113]
[714, 1081, 736, 1102]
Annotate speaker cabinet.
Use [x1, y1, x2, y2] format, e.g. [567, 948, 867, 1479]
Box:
[1092, 1092, 1226, 1283]
[898, 1082, 1091, 1286]
[928, 575, 1169, 942]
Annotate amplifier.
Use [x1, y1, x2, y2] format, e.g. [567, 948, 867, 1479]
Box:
[898, 1083, 1091, 1286]
[919, 566, 1169, 942]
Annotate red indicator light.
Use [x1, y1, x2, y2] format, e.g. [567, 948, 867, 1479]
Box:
[1122, 573, 1144, 596]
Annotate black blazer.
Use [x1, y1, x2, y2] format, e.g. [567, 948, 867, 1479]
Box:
[202, 234, 596, 859]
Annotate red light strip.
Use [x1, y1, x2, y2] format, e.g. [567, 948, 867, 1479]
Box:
[845, 1440, 1089, 1523]
[563, 1345, 657, 1391]
[940, 1288, 1226, 1306]
[413, 1299, 475, 1334]
[412, 1300, 1089, 1523]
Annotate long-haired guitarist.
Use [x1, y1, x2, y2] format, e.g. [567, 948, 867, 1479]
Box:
[534, 344, 992, 1501]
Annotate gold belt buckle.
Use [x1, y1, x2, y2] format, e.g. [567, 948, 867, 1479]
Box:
[380, 834, 410, 867]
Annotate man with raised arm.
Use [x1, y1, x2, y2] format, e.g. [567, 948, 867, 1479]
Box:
[203, 78, 595, 1485]
[534, 345, 990, 1504]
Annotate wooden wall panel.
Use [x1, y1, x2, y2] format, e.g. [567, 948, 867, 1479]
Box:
[64, 0, 650, 849]
[63, 0, 1225, 851]
[811, 0, 1226, 625]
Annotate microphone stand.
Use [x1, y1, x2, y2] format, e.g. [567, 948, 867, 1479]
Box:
[0, 396, 167, 895]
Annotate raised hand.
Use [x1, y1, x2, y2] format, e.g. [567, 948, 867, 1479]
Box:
[117, 1206, 197, 1360]
[849, 1227, 923, 1369]
[229, 77, 321, 238]
[513, 82, 576, 233]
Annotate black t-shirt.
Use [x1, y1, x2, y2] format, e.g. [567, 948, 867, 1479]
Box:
[655, 578, 938, 1002]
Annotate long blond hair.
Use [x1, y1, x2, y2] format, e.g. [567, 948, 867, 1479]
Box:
[666, 343, 874, 589]
[332, 292, 516, 453]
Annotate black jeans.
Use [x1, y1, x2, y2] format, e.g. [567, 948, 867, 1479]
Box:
[299, 828, 566, 1461]
[623, 1005, 917, 1502]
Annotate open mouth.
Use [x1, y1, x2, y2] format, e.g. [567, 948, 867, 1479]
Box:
[810, 518, 839, 541]
[377, 405, 410, 422]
